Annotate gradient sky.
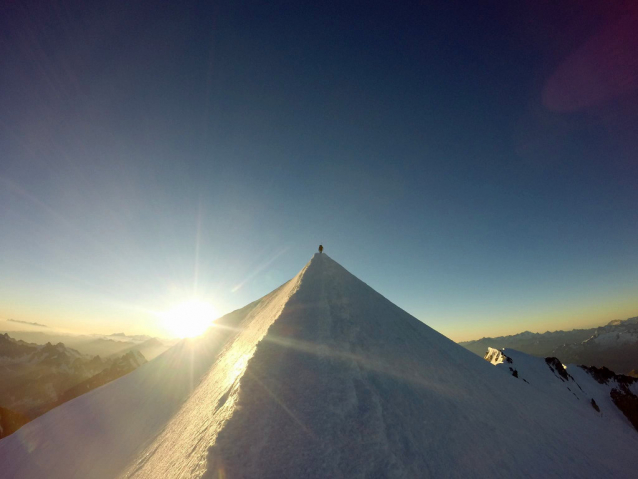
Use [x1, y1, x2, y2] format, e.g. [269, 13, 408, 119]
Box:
[1, 0, 637, 341]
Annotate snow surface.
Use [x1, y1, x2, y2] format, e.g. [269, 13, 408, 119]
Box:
[488, 348, 637, 433]
[1, 254, 637, 478]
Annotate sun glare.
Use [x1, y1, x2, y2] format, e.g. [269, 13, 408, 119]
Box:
[163, 300, 218, 338]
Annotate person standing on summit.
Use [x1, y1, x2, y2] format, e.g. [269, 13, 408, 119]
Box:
[318, 245, 323, 254]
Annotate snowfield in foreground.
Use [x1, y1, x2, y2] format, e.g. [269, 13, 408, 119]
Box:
[1, 254, 637, 478]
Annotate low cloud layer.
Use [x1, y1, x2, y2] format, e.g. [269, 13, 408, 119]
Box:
[6, 319, 48, 328]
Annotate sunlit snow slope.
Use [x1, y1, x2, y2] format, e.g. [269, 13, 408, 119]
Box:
[1, 254, 637, 478]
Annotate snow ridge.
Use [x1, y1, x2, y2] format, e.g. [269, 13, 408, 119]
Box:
[1, 254, 638, 478]
[204, 254, 638, 478]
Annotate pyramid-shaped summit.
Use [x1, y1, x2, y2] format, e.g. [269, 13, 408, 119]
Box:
[1, 254, 637, 478]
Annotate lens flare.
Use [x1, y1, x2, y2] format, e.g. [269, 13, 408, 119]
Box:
[163, 300, 217, 338]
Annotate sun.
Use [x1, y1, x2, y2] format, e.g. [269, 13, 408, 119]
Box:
[162, 299, 218, 338]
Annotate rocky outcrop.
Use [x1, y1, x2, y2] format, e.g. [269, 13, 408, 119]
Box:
[484, 347, 511, 365]
[545, 357, 571, 382]
[590, 399, 600, 412]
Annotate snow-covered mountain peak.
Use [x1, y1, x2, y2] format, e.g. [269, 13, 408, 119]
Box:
[1, 255, 638, 478]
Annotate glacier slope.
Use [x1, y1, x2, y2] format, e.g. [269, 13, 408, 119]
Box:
[205, 254, 638, 478]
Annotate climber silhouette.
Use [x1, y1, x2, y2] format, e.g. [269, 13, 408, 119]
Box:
[318, 244, 323, 254]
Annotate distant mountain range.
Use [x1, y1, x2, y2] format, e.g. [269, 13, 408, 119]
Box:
[0, 333, 150, 438]
[34, 350, 147, 418]
[0, 329, 174, 360]
[460, 316, 638, 374]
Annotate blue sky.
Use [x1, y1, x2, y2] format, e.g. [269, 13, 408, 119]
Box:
[1, 0, 637, 340]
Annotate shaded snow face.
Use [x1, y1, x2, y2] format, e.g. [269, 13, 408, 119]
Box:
[485, 348, 638, 435]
